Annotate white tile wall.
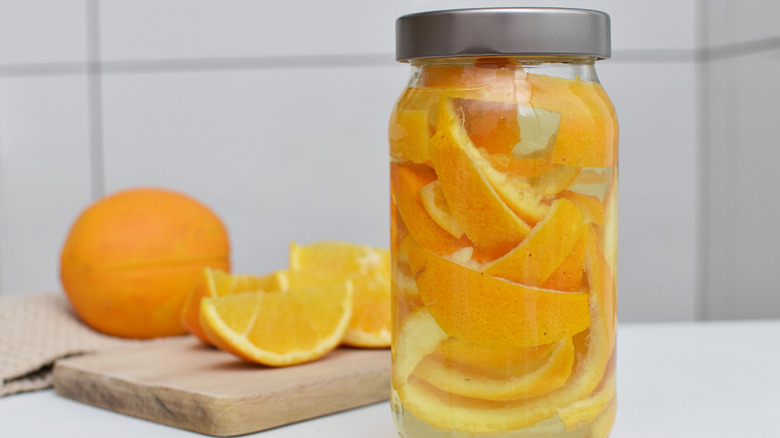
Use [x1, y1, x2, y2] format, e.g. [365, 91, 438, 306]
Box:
[706, 0, 780, 47]
[704, 49, 780, 319]
[0, 76, 93, 296]
[0, 0, 88, 65]
[100, 65, 407, 274]
[98, 0, 697, 62]
[0, 0, 715, 322]
[598, 61, 699, 321]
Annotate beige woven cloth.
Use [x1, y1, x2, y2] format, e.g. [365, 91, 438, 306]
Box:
[0, 292, 181, 397]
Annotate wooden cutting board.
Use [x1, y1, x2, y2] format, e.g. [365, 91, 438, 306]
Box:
[52, 336, 391, 436]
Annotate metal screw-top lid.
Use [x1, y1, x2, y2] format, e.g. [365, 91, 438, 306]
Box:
[396, 8, 611, 62]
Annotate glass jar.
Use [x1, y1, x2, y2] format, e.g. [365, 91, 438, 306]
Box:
[389, 8, 618, 438]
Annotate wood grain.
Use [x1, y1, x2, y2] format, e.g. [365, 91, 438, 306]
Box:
[52, 336, 391, 436]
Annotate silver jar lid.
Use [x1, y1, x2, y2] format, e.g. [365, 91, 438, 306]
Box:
[396, 8, 611, 61]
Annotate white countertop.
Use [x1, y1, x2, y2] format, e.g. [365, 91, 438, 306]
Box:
[2, 320, 779, 437]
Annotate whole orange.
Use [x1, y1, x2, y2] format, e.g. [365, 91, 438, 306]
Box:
[60, 187, 231, 339]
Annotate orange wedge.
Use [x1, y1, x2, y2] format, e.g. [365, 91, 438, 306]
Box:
[482, 198, 584, 287]
[391, 162, 473, 256]
[199, 282, 353, 366]
[408, 245, 590, 348]
[430, 98, 531, 254]
[289, 241, 391, 348]
[413, 336, 574, 401]
[181, 267, 284, 344]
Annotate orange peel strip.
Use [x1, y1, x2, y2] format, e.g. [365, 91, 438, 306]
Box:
[482, 198, 584, 287]
[413, 336, 575, 401]
[409, 245, 590, 348]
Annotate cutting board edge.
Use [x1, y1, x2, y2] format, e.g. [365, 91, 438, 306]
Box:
[53, 354, 392, 436]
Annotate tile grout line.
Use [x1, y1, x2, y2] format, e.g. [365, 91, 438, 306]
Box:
[2, 35, 780, 79]
[694, 0, 710, 322]
[85, 0, 105, 201]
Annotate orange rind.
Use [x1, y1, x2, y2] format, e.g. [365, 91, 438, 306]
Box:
[391, 162, 474, 256]
[430, 98, 531, 254]
[413, 336, 575, 401]
[482, 198, 584, 287]
[408, 245, 590, 348]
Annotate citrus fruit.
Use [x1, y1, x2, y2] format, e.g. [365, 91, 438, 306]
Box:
[199, 282, 353, 366]
[408, 245, 590, 348]
[180, 268, 283, 344]
[289, 241, 391, 348]
[60, 187, 230, 339]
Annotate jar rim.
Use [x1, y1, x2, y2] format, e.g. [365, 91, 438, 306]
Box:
[395, 8, 611, 62]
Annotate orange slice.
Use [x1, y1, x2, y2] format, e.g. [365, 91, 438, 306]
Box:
[482, 198, 584, 287]
[408, 245, 590, 348]
[430, 98, 531, 254]
[413, 336, 574, 401]
[527, 73, 618, 168]
[391, 162, 473, 256]
[180, 267, 284, 344]
[199, 282, 353, 366]
[289, 241, 391, 348]
[418, 180, 465, 238]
